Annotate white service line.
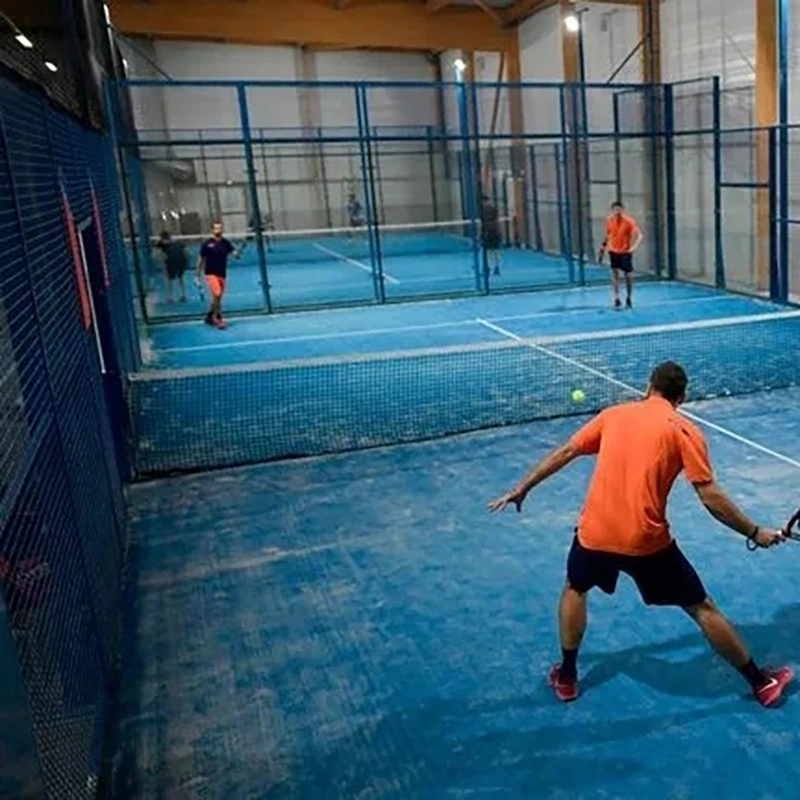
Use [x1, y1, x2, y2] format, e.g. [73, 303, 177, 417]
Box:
[312, 243, 401, 285]
[160, 319, 478, 354]
[475, 317, 800, 469]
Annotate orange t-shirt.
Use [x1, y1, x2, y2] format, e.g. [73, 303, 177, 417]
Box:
[605, 213, 640, 254]
[570, 396, 713, 556]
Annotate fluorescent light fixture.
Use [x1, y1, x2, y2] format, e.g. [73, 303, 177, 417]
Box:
[564, 14, 580, 32]
[122, 58, 129, 71]
[44, 61, 58, 73]
[15, 33, 33, 48]
[104, 4, 111, 24]
[453, 57, 466, 73]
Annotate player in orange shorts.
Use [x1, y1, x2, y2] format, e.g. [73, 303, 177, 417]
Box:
[489, 361, 792, 708]
[598, 201, 642, 310]
[196, 221, 238, 329]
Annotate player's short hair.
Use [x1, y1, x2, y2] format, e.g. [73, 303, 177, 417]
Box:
[611, 200, 624, 210]
[650, 361, 688, 402]
[212, 220, 223, 227]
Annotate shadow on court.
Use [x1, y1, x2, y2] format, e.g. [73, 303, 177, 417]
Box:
[581, 603, 800, 700]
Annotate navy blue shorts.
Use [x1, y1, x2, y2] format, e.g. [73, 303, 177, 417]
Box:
[609, 252, 633, 273]
[567, 536, 707, 607]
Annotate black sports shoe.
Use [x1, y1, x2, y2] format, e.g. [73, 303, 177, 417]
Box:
[614, 298, 622, 310]
[626, 298, 633, 309]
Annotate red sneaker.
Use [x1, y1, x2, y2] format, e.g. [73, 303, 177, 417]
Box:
[755, 666, 794, 708]
[549, 663, 579, 703]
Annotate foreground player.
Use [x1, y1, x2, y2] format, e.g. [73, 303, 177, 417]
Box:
[489, 362, 793, 707]
[196, 221, 238, 329]
[598, 201, 642, 309]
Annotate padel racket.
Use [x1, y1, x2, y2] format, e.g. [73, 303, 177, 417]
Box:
[785, 508, 800, 542]
[748, 509, 800, 550]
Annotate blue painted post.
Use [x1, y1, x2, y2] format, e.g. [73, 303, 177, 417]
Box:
[457, 76, 482, 292]
[559, 87, 576, 283]
[769, 126, 780, 301]
[612, 93, 623, 204]
[427, 126, 440, 222]
[663, 84, 678, 280]
[712, 76, 725, 289]
[569, 84, 586, 285]
[779, 0, 790, 303]
[237, 84, 272, 311]
[647, 84, 664, 278]
[554, 142, 567, 259]
[355, 86, 384, 302]
[468, 79, 488, 292]
[529, 144, 544, 250]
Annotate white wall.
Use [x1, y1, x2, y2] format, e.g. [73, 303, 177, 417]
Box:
[519, 6, 563, 136]
[125, 41, 445, 229]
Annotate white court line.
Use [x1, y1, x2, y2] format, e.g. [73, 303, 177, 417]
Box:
[312, 243, 401, 285]
[159, 319, 479, 354]
[475, 317, 800, 469]
[157, 294, 754, 354]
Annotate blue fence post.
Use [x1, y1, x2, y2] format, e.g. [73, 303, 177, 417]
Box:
[559, 87, 575, 283]
[663, 83, 677, 280]
[769, 126, 780, 301]
[236, 83, 272, 311]
[712, 76, 725, 289]
[426, 125, 440, 222]
[779, 0, 790, 303]
[647, 84, 664, 278]
[457, 76, 482, 293]
[529, 144, 544, 250]
[569, 84, 586, 285]
[356, 85, 385, 303]
[468, 78, 488, 293]
[612, 93, 623, 204]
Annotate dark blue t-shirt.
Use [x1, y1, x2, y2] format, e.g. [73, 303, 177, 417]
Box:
[201, 237, 235, 277]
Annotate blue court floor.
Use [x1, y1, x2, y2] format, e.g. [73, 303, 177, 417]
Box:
[114, 387, 800, 799]
[140, 243, 610, 319]
[143, 281, 780, 369]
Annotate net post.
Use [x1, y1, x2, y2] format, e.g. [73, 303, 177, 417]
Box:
[663, 83, 677, 280]
[236, 83, 272, 312]
[712, 76, 725, 289]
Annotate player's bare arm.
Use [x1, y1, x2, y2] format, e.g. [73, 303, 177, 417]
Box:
[488, 441, 582, 513]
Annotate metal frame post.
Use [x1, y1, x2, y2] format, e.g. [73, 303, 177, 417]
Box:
[426, 125, 440, 222]
[357, 85, 386, 303]
[769, 126, 780, 300]
[236, 84, 272, 310]
[778, 0, 790, 303]
[559, 86, 575, 282]
[712, 76, 725, 289]
[647, 83, 663, 277]
[529, 144, 544, 250]
[663, 84, 677, 280]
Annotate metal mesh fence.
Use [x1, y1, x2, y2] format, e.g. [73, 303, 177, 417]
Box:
[0, 74, 136, 797]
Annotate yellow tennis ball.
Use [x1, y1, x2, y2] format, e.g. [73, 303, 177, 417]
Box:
[571, 389, 586, 403]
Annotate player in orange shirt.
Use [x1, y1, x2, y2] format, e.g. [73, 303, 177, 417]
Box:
[489, 362, 792, 707]
[598, 201, 642, 310]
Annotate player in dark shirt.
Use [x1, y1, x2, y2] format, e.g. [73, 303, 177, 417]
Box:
[196, 221, 238, 329]
[156, 231, 188, 303]
[481, 194, 502, 276]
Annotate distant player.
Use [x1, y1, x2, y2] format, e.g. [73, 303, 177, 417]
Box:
[597, 201, 642, 309]
[156, 231, 188, 303]
[481, 194, 502, 276]
[196, 221, 238, 329]
[489, 361, 792, 708]
[347, 192, 364, 229]
[263, 212, 276, 252]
